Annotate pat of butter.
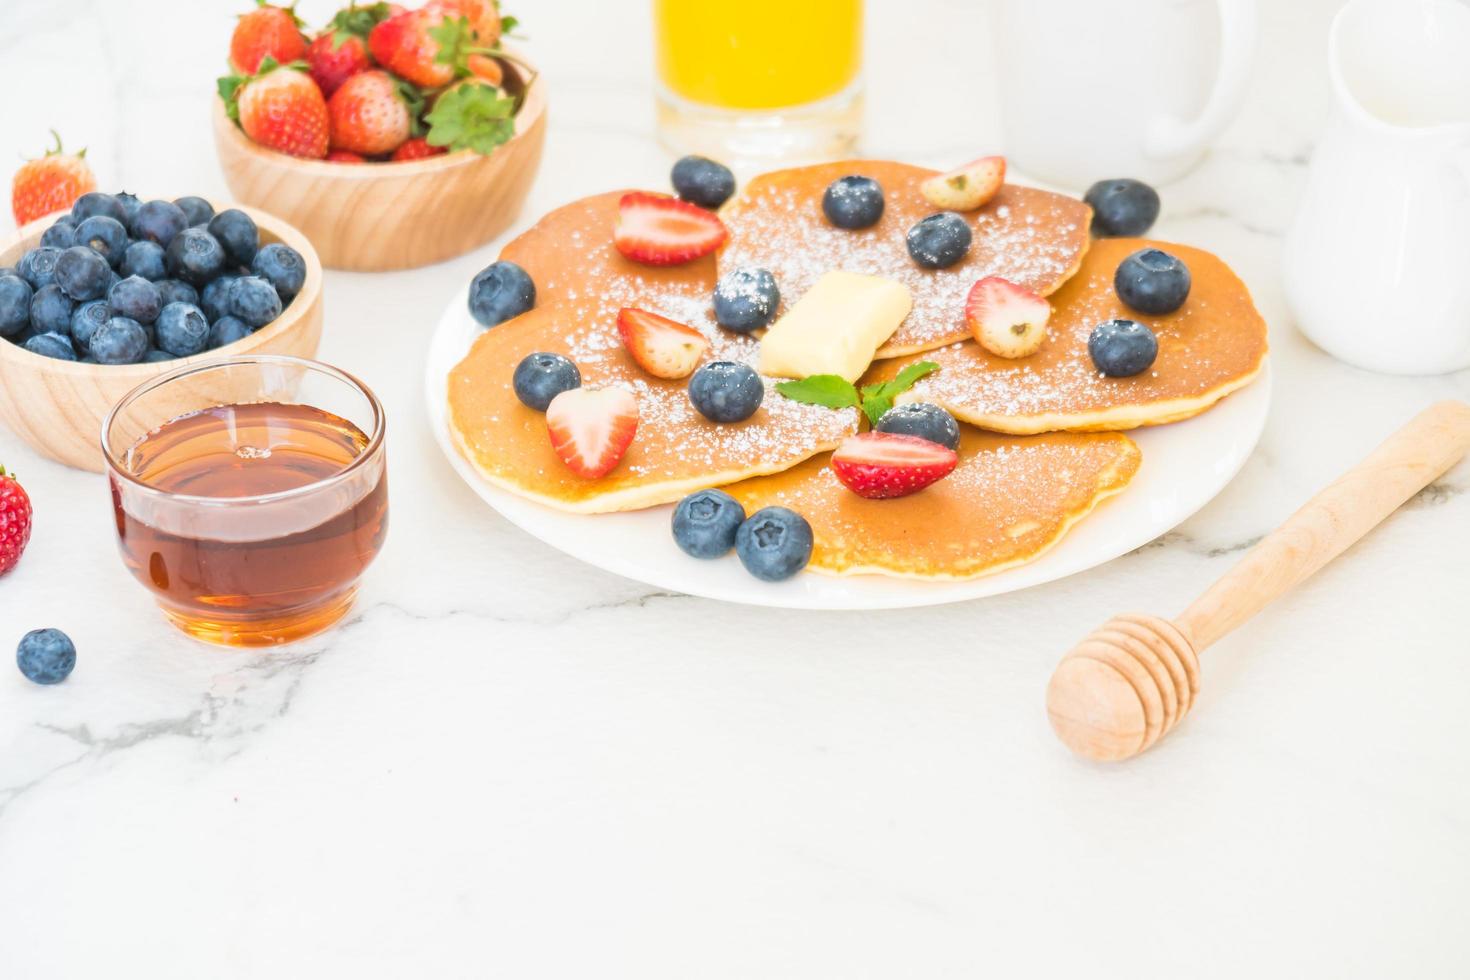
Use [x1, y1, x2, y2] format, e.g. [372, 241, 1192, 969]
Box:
[758, 271, 913, 383]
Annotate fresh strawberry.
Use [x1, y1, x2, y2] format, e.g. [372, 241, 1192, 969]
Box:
[615, 308, 710, 379]
[328, 70, 417, 157]
[326, 149, 366, 162]
[545, 387, 639, 479]
[424, 80, 515, 155]
[390, 137, 447, 161]
[10, 131, 96, 227]
[308, 3, 399, 97]
[614, 192, 727, 266]
[465, 52, 503, 86]
[220, 59, 330, 159]
[921, 155, 1006, 211]
[369, 9, 453, 88]
[0, 464, 33, 577]
[830, 432, 958, 499]
[965, 276, 1050, 359]
[426, 0, 501, 45]
[229, 1, 308, 75]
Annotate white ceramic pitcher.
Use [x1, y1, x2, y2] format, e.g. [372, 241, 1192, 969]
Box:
[990, 0, 1258, 189]
[1284, 0, 1470, 375]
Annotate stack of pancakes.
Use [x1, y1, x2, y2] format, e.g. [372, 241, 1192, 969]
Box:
[448, 160, 1268, 580]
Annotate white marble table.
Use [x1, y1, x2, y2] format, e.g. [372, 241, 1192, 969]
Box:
[2, 0, 1468, 976]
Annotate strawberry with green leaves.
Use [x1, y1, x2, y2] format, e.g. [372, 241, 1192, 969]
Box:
[308, 2, 400, 98]
[11, 131, 96, 227]
[328, 69, 421, 157]
[229, 1, 309, 74]
[424, 80, 517, 155]
[368, 0, 506, 90]
[219, 58, 330, 159]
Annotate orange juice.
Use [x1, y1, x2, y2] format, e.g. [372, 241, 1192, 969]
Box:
[655, 0, 863, 110]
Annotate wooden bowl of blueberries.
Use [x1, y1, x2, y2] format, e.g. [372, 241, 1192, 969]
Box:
[0, 191, 323, 471]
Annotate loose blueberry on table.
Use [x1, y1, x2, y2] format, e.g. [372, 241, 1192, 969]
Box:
[1114, 247, 1191, 315]
[16, 628, 76, 686]
[822, 175, 885, 229]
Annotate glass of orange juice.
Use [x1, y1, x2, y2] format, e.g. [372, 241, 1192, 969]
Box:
[654, 0, 864, 164]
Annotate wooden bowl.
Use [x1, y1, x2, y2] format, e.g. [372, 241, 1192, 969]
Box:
[211, 54, 548, 272]
[0, 202, 323, 472]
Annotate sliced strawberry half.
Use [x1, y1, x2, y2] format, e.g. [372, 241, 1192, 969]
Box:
[615, 308, 711, 379]
[830, 432, 958, 500]
[546, 387, 639, 479]
[965, 276, 1050, 359]
[614, 192, 728, 266]
[920, 155, 1006, 211]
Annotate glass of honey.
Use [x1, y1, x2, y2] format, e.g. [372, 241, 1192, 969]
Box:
[101, 356, 389, 648]
[653, 0, 864, 164]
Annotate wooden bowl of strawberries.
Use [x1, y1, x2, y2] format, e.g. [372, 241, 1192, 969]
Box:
[211, 0, 546, 272]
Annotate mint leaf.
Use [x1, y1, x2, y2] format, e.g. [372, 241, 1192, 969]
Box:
[425, 81, 517, 155]
[857, 360, 939, 426]
[774, 375, 861, 411]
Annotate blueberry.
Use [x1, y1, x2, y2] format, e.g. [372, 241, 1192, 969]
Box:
[49, 214, 77, 230]
[70, 299, 111, 352]
[468, 260, 536, 327]
[713, 267, 779, 332]
[227, 275, 282, 327]
[29, 284, 73, 334]
[120, 240, 167, 281]
[250, 243, 305, 303]
[165, 228, 227, 286]
[875, 402, 961, 450]
[90, 316, 149, 364]
[200, 275, 238, 323]
[1088, 318, 1158, 377]
[70, 192, 128, 224]
[671, 155, 736, 209]
[0, 267, 15, 278]
[16, 628, 76, 684]
[512, 351, 581, 411]
[17, 246, 61, 290]
[155, 302, 211, 357]
[671, 488, 746, 559]
[0, 275, 34, 338]
[143, 349, 176, 363]
[40, 221, 76, 249]
[207, 315, 254, 349]
[54, 245, 112, 301]
[154, 279, 199, 308]
[115, 192, 143, 226]
[734, 506, 813, 582]
[822, 175, 885, 230]
[74, 215, 129, 267]
[689, 360, 764, 423]
[129, 199, 188, 248]
[207, 209, 259, 267]
[108, 275, 163, 324]
[1084, 178, 1160, 237]
[906, 212, 972, 269]
[1114, 247, 1191, 315]
[173, 196, 215, 227]
[22, 332, 77, 361]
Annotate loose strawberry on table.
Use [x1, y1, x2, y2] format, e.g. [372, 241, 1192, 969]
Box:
[229, 0, 308, 74]
[0, 464, 34, 577]
[11, 132, 96, 227]
[220, 59, 331, 159]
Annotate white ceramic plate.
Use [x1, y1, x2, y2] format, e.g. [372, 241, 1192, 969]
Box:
[426, 287, 1270, 609]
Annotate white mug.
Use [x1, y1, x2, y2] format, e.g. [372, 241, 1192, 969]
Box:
[1284, 0, 1470, 375]
[989, 0, 1257, 190]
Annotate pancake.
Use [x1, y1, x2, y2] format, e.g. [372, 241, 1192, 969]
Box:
[870, 237, 1269, 434]
[725, 431, 1141, 580]
[719, 160, 1093, 358]
[447, 192, 860, 513]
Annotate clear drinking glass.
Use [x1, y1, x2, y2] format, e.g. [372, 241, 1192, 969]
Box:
[653, 0, 864, 165]
[102, 356, 389, 648]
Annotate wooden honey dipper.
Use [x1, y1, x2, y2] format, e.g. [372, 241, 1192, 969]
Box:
[1047, 400, 1470, 762]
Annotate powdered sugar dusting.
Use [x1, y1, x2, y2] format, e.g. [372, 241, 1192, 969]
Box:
[720, 163, 1092, 354]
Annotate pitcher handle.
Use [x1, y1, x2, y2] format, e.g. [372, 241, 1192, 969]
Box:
[1145, 0, 1259, 160]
